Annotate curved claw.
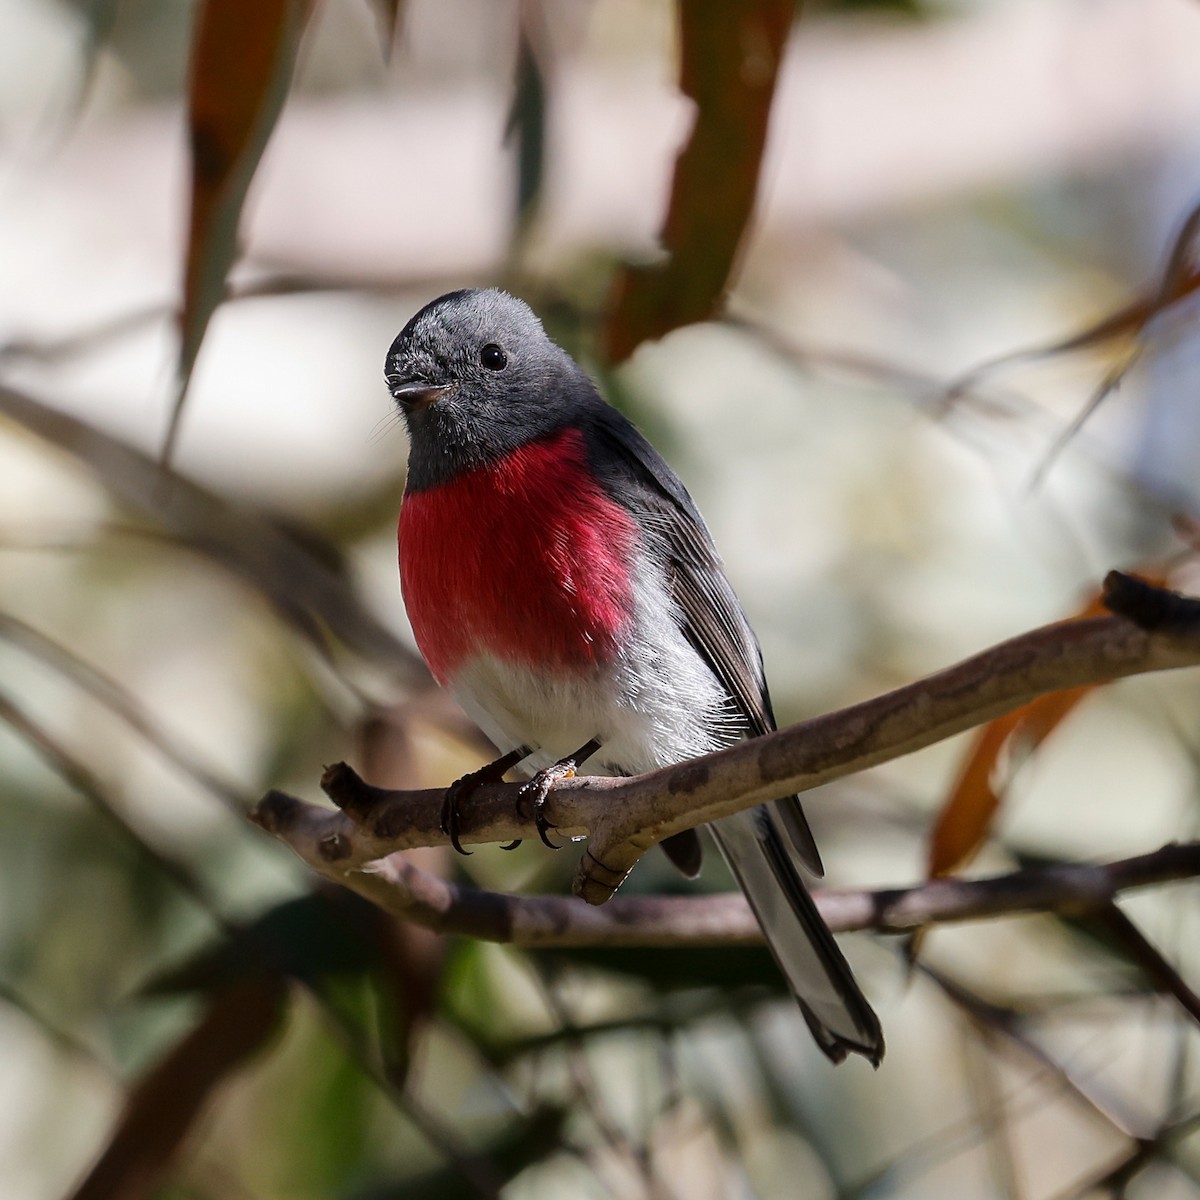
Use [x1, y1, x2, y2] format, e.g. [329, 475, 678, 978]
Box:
[440, 783, 473, 857]
[534, 806, 561, 850]
[499, 838, 523, 852]
[441, 745, 533, 856]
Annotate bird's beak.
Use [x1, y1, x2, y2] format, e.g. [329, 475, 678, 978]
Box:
[390, 380, 451, 412]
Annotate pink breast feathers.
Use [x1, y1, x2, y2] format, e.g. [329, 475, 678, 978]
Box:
[398, 427, 640, 685]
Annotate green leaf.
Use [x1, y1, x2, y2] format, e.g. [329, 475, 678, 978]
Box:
[141, 893, 384, 996]
[507, 18, 547, 232]
[344, 1104, 569, 1200]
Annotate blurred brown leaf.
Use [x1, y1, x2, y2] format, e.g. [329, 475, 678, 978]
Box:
[926, 687, 1094, 879]
[926, 587, 1139, 879]
[603, 0, 795, 360]
[170, 0, 316, 464]
[68, 974, 287, 1200]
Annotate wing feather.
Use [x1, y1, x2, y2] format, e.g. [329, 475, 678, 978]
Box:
[587, 410, 824, 874]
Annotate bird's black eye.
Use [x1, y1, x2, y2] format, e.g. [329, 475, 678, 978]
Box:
[480, 343, 507, 371]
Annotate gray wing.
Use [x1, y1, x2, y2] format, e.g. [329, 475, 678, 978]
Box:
[587, 410, 824, 873]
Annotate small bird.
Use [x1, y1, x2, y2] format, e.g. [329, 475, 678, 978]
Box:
[386, 288, 883, 1065]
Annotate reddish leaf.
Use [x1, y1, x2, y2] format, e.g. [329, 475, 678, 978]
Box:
[603, 1, 795, 360]
[68, 974, 287, 1200]
[927, 686, 1094, 879]
[926, 581, 1162, 879]
[169, 0, 315, 463]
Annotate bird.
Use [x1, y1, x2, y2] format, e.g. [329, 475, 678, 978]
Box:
[385, 288, 883, 1066]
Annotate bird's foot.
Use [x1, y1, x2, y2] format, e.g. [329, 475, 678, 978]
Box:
[515, 759, 580, 850]
[441, 746, 531, 856]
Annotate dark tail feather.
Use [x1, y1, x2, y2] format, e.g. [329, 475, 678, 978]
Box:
[710, 805, 884, 1066]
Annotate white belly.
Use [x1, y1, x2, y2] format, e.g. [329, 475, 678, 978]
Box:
[448, 566, 740, 776]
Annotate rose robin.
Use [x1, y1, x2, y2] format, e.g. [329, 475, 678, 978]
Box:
[386, 288, 883, 1065]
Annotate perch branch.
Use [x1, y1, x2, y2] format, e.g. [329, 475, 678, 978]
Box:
[254, 579, 1200, 903]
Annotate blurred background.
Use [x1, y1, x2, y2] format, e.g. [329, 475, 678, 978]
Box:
[2, 0, 1200, 1196]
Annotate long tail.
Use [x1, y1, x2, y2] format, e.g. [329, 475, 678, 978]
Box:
[710, 806, 884, 1066]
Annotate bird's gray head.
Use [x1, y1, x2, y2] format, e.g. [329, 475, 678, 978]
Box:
[385, 289, 597, 490]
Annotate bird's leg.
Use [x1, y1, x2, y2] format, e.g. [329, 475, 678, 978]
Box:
[517, 738, 602, 850]
[442, 745, 533, 856]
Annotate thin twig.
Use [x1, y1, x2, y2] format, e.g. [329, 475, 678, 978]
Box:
[245, 823, 1200, 949]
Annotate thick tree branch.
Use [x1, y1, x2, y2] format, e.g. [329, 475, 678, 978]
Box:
[254, 593, 1200, 904]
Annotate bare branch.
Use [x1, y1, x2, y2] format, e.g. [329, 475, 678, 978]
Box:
[1083, 904, 1200, 1025]
[254, 601, 1200, 904]
[248, 798, 1200, 949]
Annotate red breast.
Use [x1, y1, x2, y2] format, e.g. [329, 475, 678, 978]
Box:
[399, 426, 639, 685]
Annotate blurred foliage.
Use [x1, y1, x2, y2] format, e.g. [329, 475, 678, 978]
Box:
[602, 0, 793, 359]
[171, 0, 315, 462]
[2, 0, 1200, 1198]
